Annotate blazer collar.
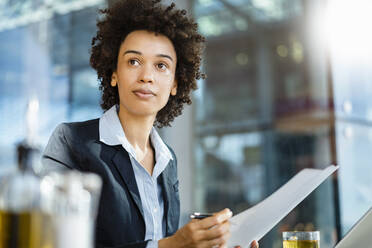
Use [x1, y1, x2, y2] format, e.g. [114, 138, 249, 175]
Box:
[99, 105, 173, 177]
[160, 159, 178, 235]
[99, 105, 136, 157]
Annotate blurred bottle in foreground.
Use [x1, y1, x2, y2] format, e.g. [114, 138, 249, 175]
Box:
[45, 171, 102, 248]
[0, 97, 54, 248]
[0, 98, 102, 248]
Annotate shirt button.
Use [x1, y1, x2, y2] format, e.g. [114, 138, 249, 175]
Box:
[154, 208, 158, 213]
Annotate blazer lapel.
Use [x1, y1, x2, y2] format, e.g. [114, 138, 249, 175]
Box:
[161, 159, 177, 236]
[111, 147, 144, 219]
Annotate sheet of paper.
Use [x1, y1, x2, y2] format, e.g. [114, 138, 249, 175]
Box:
[335, 207, 372, 248]
[228, 165, 338, 247]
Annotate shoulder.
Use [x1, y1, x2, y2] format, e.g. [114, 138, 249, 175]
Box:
[56, 118, 99, 134]
[42, 118, 100, 171]
[53, 118, 100, 143]
[164, 144, 178, 181]
[46, 118, 100, 155]
[165, 144, 177, 164]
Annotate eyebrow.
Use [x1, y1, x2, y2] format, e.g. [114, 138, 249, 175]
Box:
[123, 50, 174, 62]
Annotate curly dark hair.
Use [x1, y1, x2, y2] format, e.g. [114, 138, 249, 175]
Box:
[90, 0, 205, 128]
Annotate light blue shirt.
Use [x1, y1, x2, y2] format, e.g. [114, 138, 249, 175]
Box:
[99, 105, 173, 248]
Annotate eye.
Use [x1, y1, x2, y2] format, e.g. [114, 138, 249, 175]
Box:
[156, 62, 168, 70]
[129, 59, 140, 66]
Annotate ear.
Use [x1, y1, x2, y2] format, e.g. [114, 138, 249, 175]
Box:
[111, 72, 118, 87]
[170, 79, 177, 96]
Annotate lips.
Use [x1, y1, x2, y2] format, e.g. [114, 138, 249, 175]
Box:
[133, 89, 155, 99]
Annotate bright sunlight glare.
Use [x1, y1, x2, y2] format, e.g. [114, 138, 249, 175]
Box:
[325, 0, 372, 60]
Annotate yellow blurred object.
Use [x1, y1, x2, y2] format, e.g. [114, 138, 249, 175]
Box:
[0, 210, 53, 248]
[283, 240, 319, 248]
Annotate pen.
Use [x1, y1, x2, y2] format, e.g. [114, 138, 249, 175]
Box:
[190, 212, 213, 219]
[190, 212, 237, 226]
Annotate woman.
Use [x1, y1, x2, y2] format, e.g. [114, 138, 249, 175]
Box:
[42, 0, 259, 247]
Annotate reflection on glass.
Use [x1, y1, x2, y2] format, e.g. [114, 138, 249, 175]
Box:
[327, 0, 372, 238]
[336, 122, 372, 234]
[193, 0, 339, 247]
[0, 1, 105, 170]
[195, 0, 302, 37]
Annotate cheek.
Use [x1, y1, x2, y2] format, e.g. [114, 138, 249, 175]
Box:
[160, 83, 175, 98]
[117, 72, 134, 90]
[158, 73, 175, 88]
[116, 84, 133, 103]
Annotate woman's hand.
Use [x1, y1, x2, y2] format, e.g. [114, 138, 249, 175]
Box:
[234, 240, 259, 248]
[250, 240, 259, 248]
[159, 208, 232, 248]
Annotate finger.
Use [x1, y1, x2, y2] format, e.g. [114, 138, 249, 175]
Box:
[189, 219, 199, 224]
[204, 231, 231, 247]
[250, 240, 259, 248]
[203, 220, 230, 240]
[197, 208, 232, 229]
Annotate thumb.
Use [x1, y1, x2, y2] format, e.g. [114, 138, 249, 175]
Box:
[251, 240, 259, 248]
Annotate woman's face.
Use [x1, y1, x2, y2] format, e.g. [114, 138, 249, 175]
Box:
[111, 30, 177, 119]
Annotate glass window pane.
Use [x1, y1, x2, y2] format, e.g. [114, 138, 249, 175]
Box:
[193, 1, 340, 247]
[0, 0, 105, 170]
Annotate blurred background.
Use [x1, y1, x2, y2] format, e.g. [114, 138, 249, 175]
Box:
[0, 0, 371, 247]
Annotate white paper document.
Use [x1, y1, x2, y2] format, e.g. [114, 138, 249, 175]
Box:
[228, 165, 339, 247]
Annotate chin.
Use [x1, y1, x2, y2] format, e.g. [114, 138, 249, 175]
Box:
[128, 106, 159, 117]
[120, 101, 165, 118]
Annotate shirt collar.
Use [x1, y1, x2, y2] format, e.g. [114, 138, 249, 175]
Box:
[99, 105, 173, 164]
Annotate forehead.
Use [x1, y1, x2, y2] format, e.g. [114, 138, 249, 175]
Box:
[120, 30, 177, 59]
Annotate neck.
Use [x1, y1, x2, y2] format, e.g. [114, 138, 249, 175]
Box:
[117, 105, 155, 151]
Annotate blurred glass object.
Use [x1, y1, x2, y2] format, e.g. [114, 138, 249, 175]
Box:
[0, 162, 102, 248]
[0, 98, 102, 247]
[0, 98, 54, 248]
[44, 171, 102, 248]
[282, 231, 320, 248]
[0, 150, 54, 248]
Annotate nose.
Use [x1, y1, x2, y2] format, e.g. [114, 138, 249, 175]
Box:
[139, 64, 154, 83]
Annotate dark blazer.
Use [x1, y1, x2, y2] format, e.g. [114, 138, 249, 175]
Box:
[42, 119, 180, 248]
